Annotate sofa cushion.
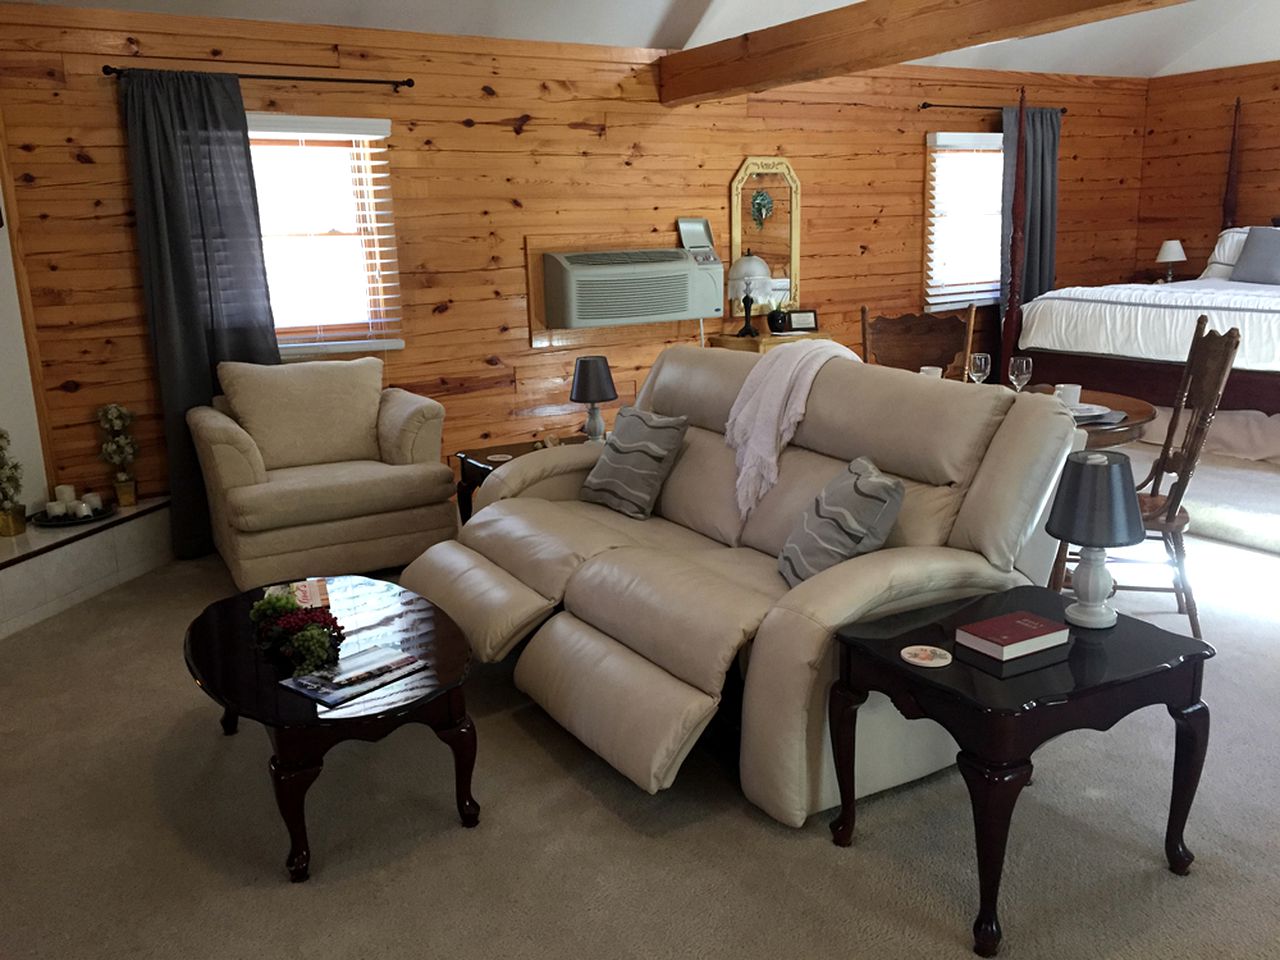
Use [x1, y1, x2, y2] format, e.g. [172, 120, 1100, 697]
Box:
[460, 498, 634, 601]
[225, 460, 454, 532]
[579, 406, 688, 519]
[218, 357, 384, 470]
[556, 501, 727, 554]
[657, 426, 746, 546]
[778, 457, 905, 587]
[635, 345, 760, 432]
[565, 547, 775, 696]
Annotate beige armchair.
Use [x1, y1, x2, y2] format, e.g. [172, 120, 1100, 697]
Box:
[188, 357, 457, 590]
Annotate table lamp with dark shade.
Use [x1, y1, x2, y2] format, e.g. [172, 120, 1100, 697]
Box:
[570, 355, 617, 441]
[1046, 450, 1146, 629]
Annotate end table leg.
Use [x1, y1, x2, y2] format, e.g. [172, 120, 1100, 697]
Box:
[828, 683, 867, 847]
[958, 753, 1033, 958]
[269, 756, 323, 882]
[1166, 700, 1209, 875]
[433, 714, 481, 828]
[220, 706, 238, 736]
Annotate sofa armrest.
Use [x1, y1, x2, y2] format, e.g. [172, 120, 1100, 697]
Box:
[474, 442, 604, 513]
[738, 546, 1029, 828]
[378, 388, 445, 465]
[186, 406, 267, 491]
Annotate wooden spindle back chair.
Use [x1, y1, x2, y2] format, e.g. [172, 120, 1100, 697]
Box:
[859, 304, 976, 380]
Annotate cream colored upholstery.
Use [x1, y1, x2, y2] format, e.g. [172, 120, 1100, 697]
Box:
[188, 359, 458, 590]
[401, 345, 1077, 827]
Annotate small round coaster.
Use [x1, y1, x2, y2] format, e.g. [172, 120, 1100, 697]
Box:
[486, 453, 514, 463]
[900, 645, 953, 668]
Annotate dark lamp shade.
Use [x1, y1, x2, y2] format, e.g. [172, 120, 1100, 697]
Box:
[570, 355, 617, 404]
[1046, 451, 1145, 548]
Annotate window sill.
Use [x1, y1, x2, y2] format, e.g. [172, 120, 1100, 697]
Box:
[278, 338, 406, 359]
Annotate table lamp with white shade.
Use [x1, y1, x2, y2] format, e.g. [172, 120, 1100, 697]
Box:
[1155, 239, 1186, 283]
[727, 251, 772, 338]
[1046, 450, 1146, 629]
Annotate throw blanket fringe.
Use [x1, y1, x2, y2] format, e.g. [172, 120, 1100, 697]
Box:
[724, 339, 860, 518]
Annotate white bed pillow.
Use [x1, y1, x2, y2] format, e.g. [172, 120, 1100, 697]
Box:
[1200, 227, 1250, 279]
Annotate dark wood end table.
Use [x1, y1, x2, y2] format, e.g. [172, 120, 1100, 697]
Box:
[455, 434, 588, 522]
[829, 586, 1213, 956]
[1027, 384, 1157, 449]
[184, 576, 480, 882]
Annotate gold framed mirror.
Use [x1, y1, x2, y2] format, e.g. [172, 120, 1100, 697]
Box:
[730, 156, 800, 314]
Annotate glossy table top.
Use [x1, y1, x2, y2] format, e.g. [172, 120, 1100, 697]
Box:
[1028, 384, 1157, 449]
[836, 586, 1214, 715]
[185, 576, 469, 727]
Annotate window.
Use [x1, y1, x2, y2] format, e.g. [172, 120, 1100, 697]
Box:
[246, 113, 403, 353]
[924, 132, 1003, 312]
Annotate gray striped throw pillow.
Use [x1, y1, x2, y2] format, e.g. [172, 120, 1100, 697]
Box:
[579, 406, 689, 519]
[778, 457, 904, 588]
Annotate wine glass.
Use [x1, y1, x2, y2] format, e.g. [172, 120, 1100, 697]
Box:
[1008, 356, 1033, 392]
[967, 352, 991, 384]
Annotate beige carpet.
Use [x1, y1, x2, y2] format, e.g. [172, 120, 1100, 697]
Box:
[2, 540, 1279, 960]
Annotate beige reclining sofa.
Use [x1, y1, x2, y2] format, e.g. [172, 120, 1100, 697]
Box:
[188, 357, 458, 590]
[402, 346, 1076, 827]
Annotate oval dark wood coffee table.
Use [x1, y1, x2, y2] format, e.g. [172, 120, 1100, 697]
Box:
[184, 576, 479, 882]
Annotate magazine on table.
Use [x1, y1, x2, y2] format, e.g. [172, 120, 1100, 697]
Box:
[280, 644, 427, 707]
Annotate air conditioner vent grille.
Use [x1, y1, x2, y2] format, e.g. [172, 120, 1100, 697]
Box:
[575, 274, 688, 320]
[566, 250, 686, 266]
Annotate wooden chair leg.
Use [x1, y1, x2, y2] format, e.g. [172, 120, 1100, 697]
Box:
[1171, 531, 1201, 640]
[1049, 540, 1069, 592]
[1161, 532, 1187, 614]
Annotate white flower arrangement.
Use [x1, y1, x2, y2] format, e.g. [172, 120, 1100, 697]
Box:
[97, 403, 138, 483]
[0, 428, 23, 513]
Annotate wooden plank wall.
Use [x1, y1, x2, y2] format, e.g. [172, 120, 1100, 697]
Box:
[1140, 60, 1280, 272]
[0, 2, 1149, 499]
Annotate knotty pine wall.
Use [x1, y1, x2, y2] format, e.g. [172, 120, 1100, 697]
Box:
[1139, 59, 1280, 274]
[0, 2, 1150, 499]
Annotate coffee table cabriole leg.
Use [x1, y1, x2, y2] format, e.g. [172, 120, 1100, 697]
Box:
[1166, 700, 1210, 875]
[957, 753, 1034, 958]
[425, 688, 480, 828]
[220, 706, 238, 736]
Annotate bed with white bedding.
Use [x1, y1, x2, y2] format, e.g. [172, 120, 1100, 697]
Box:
[1012, 227, 1280, 414]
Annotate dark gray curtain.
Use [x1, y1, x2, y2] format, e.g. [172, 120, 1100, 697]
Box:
[1000, 106, 1061, 314]
[120, 69, 279, 559]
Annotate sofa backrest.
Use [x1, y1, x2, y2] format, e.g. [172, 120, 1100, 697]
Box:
[635, 345, 1075, 572]
[217, 357, 385, 470]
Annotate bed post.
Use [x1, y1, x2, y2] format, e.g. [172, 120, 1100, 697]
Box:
[1222, 97, 1242, 231]
[1001, 87, 1028, 384]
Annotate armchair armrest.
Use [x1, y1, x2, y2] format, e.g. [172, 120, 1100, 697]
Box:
[474, 442, 604, 513]
[378, 388, 445, 465]
[739, 546, 1030, 828]
[186, 406, 267, 491]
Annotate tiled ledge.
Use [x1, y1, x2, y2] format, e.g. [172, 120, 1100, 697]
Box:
[0, 498, 172, 640]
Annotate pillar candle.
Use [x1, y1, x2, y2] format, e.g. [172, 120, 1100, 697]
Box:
[83, 492, 103, 512]
[55, 484, 76, 503]
[74, 501, 93, 518]
[46, 501, 67, 517]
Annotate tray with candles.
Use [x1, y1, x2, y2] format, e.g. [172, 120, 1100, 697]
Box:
[31, 487, 118, 528]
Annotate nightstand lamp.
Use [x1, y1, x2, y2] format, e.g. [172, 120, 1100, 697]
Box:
[1155, 239, 1186, 283]
[1046, 451, 1145, 629]
[728, 251, 772, 338]
[570, 355, 617, 441]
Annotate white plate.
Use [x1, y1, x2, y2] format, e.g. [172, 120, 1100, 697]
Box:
[1070, 403, 1110, 419]
[485, 453, 514, 463]
[900, 645, 953, 668]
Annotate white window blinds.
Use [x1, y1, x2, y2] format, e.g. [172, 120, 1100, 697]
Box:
[247, 113, 401, 349]
[924, 132, 1004, 313]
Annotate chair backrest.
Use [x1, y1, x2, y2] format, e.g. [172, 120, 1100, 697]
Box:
[859, 305, 976, 380]
[1144, 316, 1241, 522]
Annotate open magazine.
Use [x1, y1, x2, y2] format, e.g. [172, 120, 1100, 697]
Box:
[280, 644, 427, 708]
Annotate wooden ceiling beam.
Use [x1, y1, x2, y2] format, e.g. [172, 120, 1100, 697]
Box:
[657, 0, 1188, 106]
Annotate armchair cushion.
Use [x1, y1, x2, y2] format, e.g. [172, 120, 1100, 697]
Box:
[378, 388, 445, 465]
[218, 357, 383, 469]
[225, 460, 453, 533]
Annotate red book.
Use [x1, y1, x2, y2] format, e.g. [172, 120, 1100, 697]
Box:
[955, 611, 1069, 662]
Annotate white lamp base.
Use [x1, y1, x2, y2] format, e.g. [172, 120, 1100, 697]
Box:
[1064, 545, 1118, 629]
[583, 403, 606, 442]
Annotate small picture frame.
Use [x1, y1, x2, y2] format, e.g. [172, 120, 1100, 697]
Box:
[786, 309, 818, 331]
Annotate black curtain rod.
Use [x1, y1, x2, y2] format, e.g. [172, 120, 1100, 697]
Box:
[919, 101, 1068, 114]
[102, 64, 414, 91]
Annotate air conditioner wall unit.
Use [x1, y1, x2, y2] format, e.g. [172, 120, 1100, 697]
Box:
[543, 248, 724, 328]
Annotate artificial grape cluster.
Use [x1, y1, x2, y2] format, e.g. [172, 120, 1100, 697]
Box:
[272, 607, 341, 636]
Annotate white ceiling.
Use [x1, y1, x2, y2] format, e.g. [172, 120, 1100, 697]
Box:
[32, 0, 1280, 77]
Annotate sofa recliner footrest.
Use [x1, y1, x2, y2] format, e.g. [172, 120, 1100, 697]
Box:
[514, 612, 719, 793]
